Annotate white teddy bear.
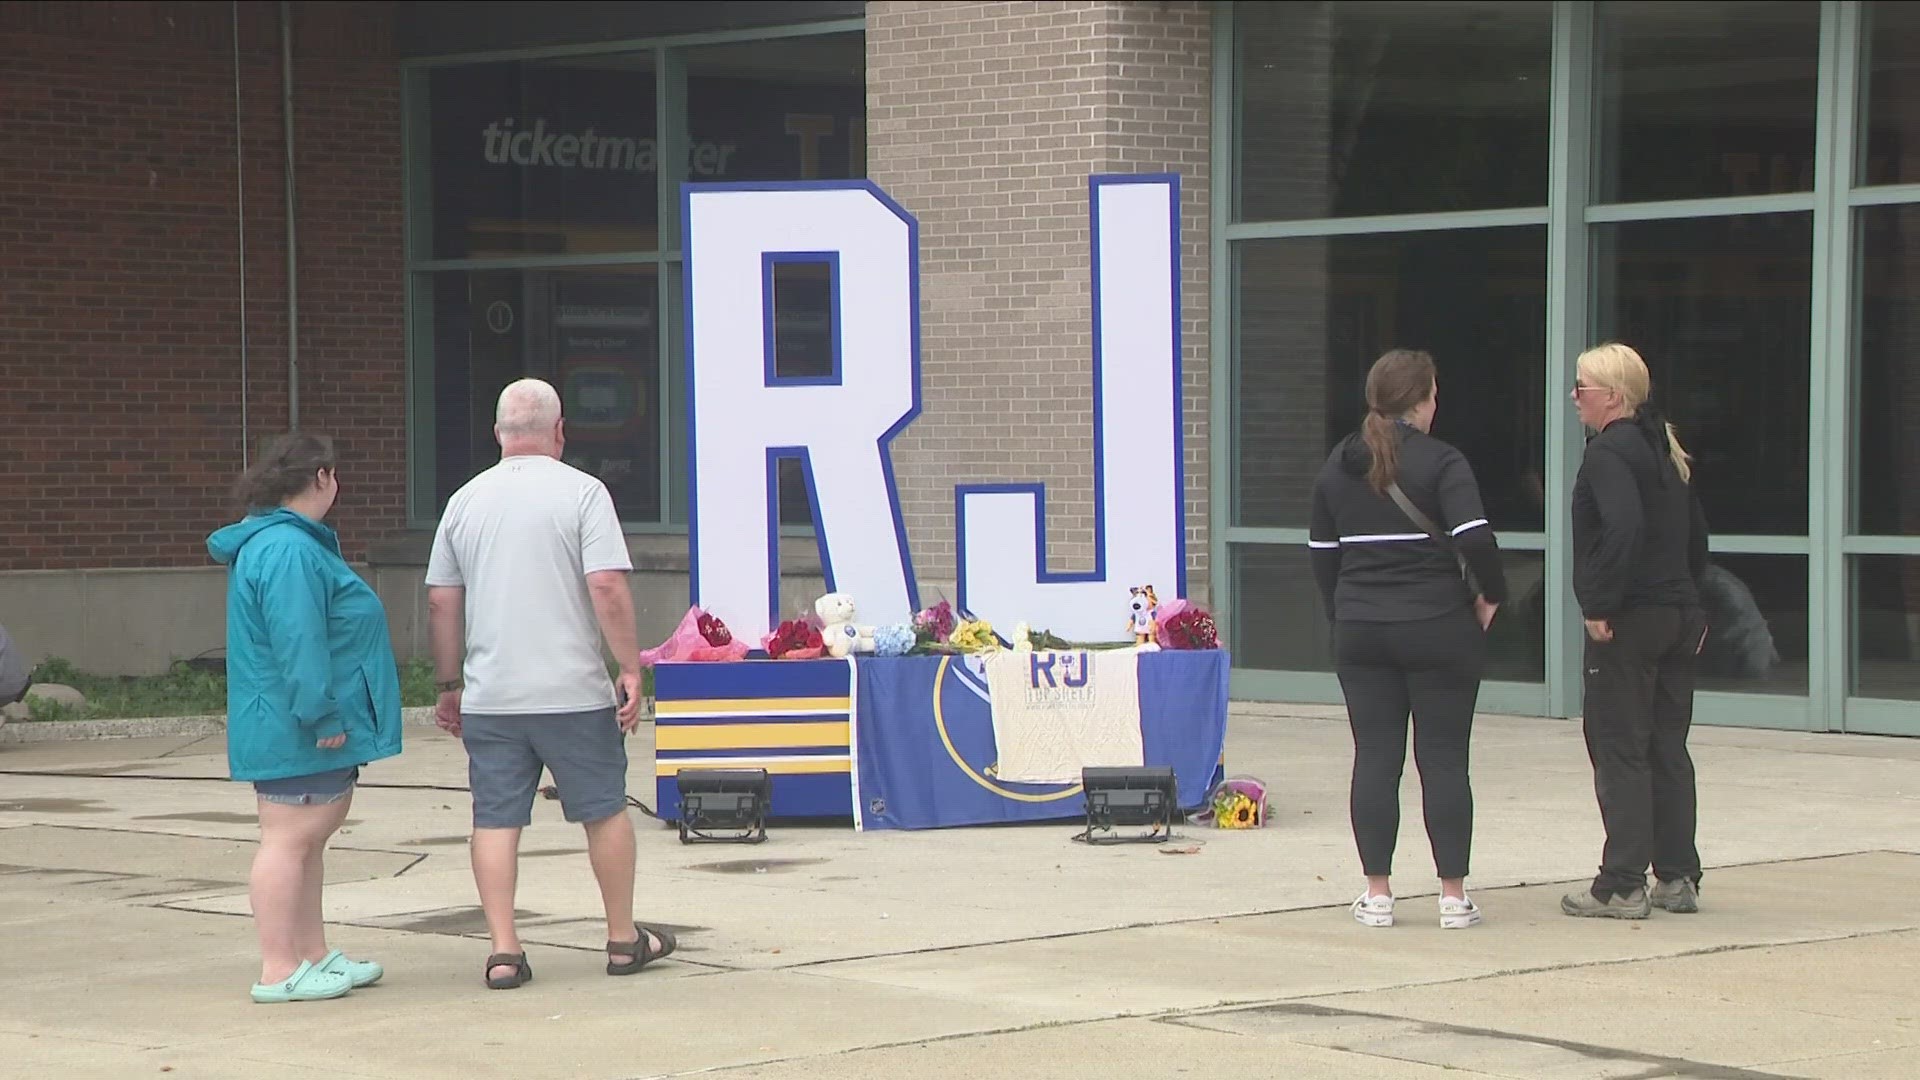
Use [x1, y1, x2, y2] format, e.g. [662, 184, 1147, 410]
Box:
[815, 592, 876, 658]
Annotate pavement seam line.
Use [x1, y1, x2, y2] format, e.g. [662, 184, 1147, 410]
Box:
[774, 849, 1920, 971]
[1158, 1001, 1807, 1080]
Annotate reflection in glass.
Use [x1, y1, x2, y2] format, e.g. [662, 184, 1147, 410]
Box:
[1695, 554, 1805, 694]
[426, 53, 660, 259]
[1234, 544, 1334, 674]
[1232, 0, 1550, 221]
[1234, 227, 1547, 531]
[683, 33, 866, 184]
[1854, 556, 1920, 701]
[1862, 3, 1920, 186]
[1591, 213, 1812, 535]
[1594, 1, 1820, 203]
[427, 267, 663, 521]
[1854, 205, 1920, 535]
[1235, 544, 1544, 682]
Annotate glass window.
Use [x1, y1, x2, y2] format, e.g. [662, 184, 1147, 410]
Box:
[1696, 553, 1806, 694]
[1854, 205, 1920, 535]
[683, 33, 866, 186]
[1861, 2, 1920, 187]
[1232, 1, 1551, 221]
[1853, 555, 1920, 700]
[1590, 213, 1812, 535]
[1484, 550, 1548, 684]
[1235, 545, 1545, 680]
[1233, 227, 1548, 532]
[1594, 2, 1821, 204]
[1233, 544, 1333, 673]
[424, 53, 660, 260]
[421, 266, 664, 521]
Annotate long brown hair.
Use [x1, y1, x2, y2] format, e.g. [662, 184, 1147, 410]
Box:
[1360, 349, 1437, 494]
[233, 432, 336, 511]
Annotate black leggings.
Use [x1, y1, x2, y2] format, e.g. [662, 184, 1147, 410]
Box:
[1334, 608, 1486, 880]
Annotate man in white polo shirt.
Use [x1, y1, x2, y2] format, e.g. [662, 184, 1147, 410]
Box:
[426, 378, 676, 991]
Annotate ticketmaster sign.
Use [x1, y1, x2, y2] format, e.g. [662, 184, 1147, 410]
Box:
[481, 118, 741, 176]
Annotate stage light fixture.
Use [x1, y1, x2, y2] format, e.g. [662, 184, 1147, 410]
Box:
[1079, 765, 1178, 844]
[675, 768, 772, 845]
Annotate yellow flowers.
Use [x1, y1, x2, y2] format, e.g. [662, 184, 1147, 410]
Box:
[1212, 791, 1259, 829]
[948, 618, 1000, 653]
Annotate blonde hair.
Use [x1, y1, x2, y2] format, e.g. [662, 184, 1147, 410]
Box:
[1576, 342, 1692, 483]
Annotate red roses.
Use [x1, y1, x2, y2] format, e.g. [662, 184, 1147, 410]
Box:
[765, 619, 826, 660]
[1162, 607, 1220, 650]
[697, 612, 733, 647]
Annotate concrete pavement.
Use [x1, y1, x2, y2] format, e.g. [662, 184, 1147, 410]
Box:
[2, 705, 1919, 1079]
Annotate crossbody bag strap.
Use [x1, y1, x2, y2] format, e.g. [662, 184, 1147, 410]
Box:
[1386, 482, 1479, 594]
[1384, 482, 1446, 542]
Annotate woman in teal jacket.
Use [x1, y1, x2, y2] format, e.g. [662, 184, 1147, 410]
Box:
[209, 432, 403, 1004]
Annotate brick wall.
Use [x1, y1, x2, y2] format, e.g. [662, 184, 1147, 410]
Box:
[865, 0, 1213, 606]
[0, 1, 403, 571]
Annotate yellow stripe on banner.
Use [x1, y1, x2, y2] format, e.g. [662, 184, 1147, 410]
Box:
[656, 696, 850, 717]
[657, 722, 849, 752]
[656, 758, 850, 776]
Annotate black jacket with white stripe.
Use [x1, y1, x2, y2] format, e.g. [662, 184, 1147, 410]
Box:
[1309, 425, 1508, 623]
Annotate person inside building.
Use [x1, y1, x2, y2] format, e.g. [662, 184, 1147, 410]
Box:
[1563, 342, 1710, 920]
[425, 378, 674, 990]
[208, 432, 404, 1003]
[1309, 348, 1509, 930]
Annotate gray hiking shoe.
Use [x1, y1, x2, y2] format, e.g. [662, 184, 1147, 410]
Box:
[1651, 878, 1700, 913]
[1561, 887, 1652, 919]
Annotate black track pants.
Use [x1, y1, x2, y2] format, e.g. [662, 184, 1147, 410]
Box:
[1334, 608, 1486, 880]
[1582, 605, 1706, 898]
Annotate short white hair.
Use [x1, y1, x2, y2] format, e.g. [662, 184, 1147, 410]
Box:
[495, 378, 562, 437]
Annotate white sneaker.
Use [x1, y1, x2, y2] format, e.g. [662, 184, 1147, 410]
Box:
[1352, 892, 1395, 927]
[1439, 894, 1482, 930]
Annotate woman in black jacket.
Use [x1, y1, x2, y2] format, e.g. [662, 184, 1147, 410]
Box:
[1563, 342, 1710, 920]
[1310, 349, 1508, 930]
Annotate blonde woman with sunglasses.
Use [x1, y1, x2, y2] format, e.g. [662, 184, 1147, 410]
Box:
[1564, 343, 1710, 920]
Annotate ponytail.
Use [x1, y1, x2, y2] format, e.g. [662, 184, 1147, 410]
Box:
[1362, 412, 1400, 494]
[1665, 422, 1693, 484]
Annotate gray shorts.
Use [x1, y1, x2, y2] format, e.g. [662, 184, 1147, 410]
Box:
[461, 708, 628, 828]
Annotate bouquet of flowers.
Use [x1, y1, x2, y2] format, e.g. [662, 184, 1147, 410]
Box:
[1203, 776, 1269, 829]
[1010, 622, 1075, 652]
[1212, 789, 1260, 829]
[947, 618, 999, 654]
[872, 624, 917, 656]
[1158, 600, 1221, 650]
[762, 619, 826, 660]
[912, 600, 956, 645]
[639, 606, 750, 664]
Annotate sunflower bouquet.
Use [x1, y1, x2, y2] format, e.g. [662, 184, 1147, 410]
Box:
[1204, 776, 1270, 829]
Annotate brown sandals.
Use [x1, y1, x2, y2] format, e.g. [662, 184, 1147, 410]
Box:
[484, 952, 532, 990]
[606, 923, 677, 976]
[482, 924, 673, 988]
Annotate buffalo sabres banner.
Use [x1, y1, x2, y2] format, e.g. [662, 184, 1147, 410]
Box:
[850, 651, 1229, 832]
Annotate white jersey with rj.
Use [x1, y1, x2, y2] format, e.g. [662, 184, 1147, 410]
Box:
[425, 456, 632, 715]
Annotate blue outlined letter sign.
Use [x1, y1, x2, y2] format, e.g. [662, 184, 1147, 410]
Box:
[683, 182, 922, 643]
[955, 176, 1187, 642]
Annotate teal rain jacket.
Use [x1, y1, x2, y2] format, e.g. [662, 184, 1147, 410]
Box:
[208, 508, 403, 782]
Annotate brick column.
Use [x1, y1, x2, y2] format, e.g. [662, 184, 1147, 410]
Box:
[865, 0, 1213, 609]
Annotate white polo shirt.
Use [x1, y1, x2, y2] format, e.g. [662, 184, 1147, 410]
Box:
[425, 455, 633, 715]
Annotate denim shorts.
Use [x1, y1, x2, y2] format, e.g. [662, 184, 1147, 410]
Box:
[253, 766, 361, 806]
[461, 708, 627, 828]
